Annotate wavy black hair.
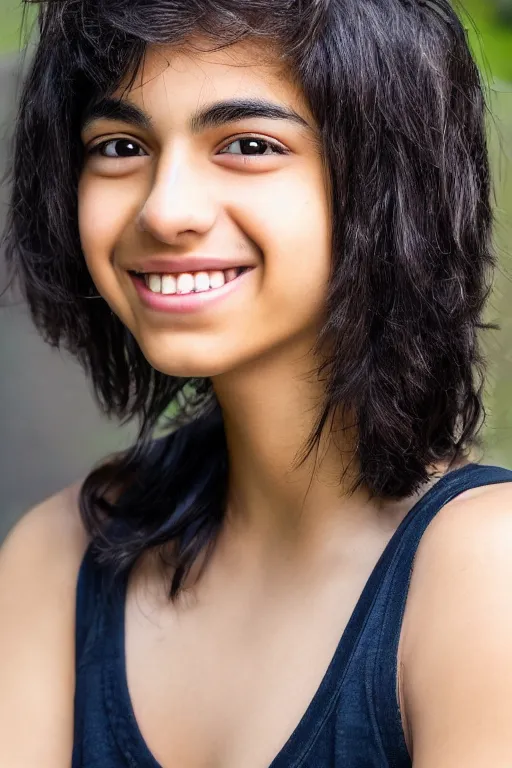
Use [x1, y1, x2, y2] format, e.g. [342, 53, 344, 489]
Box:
[2, 0, 497, 600]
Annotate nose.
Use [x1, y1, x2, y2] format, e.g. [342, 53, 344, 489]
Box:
[136, 152, 217, 244]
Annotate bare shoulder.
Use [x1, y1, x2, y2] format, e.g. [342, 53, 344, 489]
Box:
[1, 479, 90, 558]
[0, 481, 91, 767]
[399, 478, 512, 766]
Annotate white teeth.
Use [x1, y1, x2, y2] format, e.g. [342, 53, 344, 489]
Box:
[208, 270, 225, 289]
[161, 274, 177, 294]
[144, 268, 242, 295]
[176, 273, 195, 294]
[148, 274, 162, 293]
[193, 272, 211, 293]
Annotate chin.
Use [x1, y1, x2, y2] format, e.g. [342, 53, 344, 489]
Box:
[135, 331, 253, 380]
[141, 349, 230, 379]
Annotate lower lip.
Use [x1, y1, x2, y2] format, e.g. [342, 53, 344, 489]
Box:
[129, 268, 255, 314]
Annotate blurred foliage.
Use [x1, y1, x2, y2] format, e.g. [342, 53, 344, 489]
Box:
[452, 2, 512, 467]
[0, 1, 30, 54]
[456, 0, 512, 83]
[480, 86, 512, 469]
[495, 0, 512, 26]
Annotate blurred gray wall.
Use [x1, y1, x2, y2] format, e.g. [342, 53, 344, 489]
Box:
[0, 55, 135, 543]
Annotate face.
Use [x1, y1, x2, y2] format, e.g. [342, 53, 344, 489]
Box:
[78, 38, 332, 379]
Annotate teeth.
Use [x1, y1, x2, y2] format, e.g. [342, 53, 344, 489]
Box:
[148, 274, 162, 293]
[193, 272, 210, 292]
[208, 271, 225, 289]
[161, 274, 177, 294]
[176, 273, 196, 294]
[143, 268, 245, 295]
[225, 268, 238, 282]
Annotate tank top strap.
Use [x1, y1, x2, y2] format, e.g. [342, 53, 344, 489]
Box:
[371, 462, 512, 764]
[75, 541, 108, 667]
[73, 541, 104, 767]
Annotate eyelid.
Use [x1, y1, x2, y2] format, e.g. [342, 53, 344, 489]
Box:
[86, 132, 290, 156]
[85, 135, 149, 156]
[217, 134, 290, 155]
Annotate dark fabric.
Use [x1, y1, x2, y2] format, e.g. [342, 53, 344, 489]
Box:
[72, 462, 512, 767]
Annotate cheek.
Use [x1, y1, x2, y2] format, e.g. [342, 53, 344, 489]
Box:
[77, 175, 144, 324]
[226, 166, 332, 303]
[77, 174, 141, 268]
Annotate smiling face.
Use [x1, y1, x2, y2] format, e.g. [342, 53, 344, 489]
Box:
[78, 39, 332, 379]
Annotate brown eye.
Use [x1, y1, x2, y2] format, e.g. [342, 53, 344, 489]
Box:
[89, 138, 147, 158]
[219, 138, 286, 156]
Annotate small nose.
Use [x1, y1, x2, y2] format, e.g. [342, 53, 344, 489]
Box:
[136, 153, 217, 244]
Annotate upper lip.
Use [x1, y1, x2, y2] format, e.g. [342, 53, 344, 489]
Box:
[128, 256, 256, 274]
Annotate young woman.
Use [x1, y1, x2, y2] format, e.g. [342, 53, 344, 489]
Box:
[2, 0, 512, 765]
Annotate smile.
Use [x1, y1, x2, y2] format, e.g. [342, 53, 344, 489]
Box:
[129, 266, 255, 314]
[131, 266, 251, 295]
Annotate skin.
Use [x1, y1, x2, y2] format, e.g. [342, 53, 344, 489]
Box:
[78, 38, 433, 572]
[2, 33, 512, 768]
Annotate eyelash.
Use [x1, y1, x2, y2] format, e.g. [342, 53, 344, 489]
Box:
[87, 135, 289, 159]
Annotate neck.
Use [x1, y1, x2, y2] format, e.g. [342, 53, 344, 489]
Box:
[211, 344, 419, 574]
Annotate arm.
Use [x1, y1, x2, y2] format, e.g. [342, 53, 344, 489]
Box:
[399, 482, 512, 767]
[0, 482, 89, 767]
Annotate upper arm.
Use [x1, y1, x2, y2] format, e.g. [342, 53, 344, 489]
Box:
[0, 481, 90, 768]
[399, 482, 512, 767]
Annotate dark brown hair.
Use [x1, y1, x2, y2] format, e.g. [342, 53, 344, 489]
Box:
[3, 0, 496, 599]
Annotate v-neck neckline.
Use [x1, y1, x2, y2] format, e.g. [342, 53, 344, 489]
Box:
[102, 463, 479, 768]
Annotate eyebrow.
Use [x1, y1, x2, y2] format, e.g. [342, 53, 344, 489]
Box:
[80, 96, 315, 136]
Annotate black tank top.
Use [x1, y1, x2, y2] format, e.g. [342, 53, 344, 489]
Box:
[72, 462, 512, 766]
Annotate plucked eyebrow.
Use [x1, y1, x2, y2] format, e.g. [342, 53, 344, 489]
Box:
[80, 96, 315, 136]
[189, 98, 314, 134]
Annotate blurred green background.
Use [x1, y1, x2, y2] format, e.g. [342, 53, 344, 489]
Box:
[0, 0, 511, 469]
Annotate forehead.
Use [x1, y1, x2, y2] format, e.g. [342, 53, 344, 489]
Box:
[117, 37, 310, 122]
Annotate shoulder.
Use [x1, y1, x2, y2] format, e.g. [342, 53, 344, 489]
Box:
[0, 480, 91, 593]
[0, 481, 90, 766]
[2, 479, 90, 555]
[399, 477, 512, 766]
